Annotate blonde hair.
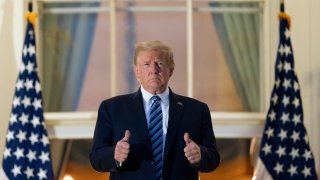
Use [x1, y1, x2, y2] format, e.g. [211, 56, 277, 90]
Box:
[134, 40, 175, 71]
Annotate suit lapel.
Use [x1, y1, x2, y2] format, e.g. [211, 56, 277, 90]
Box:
[129, 90, 152, 152]
[164, 91, 184, 158]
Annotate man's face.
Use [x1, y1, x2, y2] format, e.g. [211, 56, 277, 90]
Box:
[134, 50, 173, 94]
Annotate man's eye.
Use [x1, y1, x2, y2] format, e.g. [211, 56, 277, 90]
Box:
[157, 62, 164, 66]
[143, 63, 149, 66]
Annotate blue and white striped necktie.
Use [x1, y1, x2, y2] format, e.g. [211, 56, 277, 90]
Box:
[148, 95, 163, 180]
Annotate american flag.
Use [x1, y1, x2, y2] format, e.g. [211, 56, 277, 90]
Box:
[1, 15, 54, 179]
[254, 12, 317, 180]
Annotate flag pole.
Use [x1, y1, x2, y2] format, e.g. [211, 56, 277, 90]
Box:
[280, 0, 285, 12]
[28, 1, 33, 12]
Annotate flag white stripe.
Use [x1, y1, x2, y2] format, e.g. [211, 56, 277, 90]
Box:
[254, 158, 273, 180]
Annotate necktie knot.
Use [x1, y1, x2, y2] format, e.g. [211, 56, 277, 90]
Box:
[151, 95, 160, 102]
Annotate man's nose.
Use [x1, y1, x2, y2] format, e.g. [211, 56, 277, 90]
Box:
[150, 62, 160, 73]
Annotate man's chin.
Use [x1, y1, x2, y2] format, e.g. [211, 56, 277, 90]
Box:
[148, 81, 161, 87]
[146, 85, 165, 94]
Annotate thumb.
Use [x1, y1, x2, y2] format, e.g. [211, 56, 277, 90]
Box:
[184, 133, 191, 145]
[122, 130, 131, 142]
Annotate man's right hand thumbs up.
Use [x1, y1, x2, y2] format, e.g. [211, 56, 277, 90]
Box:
[122, 130, 131, 142]
[115, 130, 131, 165]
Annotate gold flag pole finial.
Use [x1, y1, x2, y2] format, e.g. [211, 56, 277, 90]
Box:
[25, 1, 37, 27]
[278, 0, 291, 29]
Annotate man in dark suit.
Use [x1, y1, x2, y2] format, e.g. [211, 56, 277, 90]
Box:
[90, 40, 220, 180]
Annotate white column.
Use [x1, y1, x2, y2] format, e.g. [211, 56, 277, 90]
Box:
[186, 0, 193, 98]
[0, 0, 24, 168]
[110, 0, 117, 97]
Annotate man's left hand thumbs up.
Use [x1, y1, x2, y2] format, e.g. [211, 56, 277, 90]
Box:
[184, 133, 201, 164]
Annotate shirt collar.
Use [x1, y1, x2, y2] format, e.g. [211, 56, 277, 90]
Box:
[140, 86, 169, 105]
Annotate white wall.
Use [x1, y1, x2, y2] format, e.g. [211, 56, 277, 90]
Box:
[309, 0, 320, 173]
[0, 0, 23, 165]
[286, 0, 320, 172]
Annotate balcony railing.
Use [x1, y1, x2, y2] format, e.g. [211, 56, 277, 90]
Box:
[45, 112, 266, 139]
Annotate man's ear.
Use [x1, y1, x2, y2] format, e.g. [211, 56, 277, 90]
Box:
[170, 68, 174, 77]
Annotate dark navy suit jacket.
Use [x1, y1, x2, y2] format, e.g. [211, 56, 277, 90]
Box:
[90, 89, 220, 180]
